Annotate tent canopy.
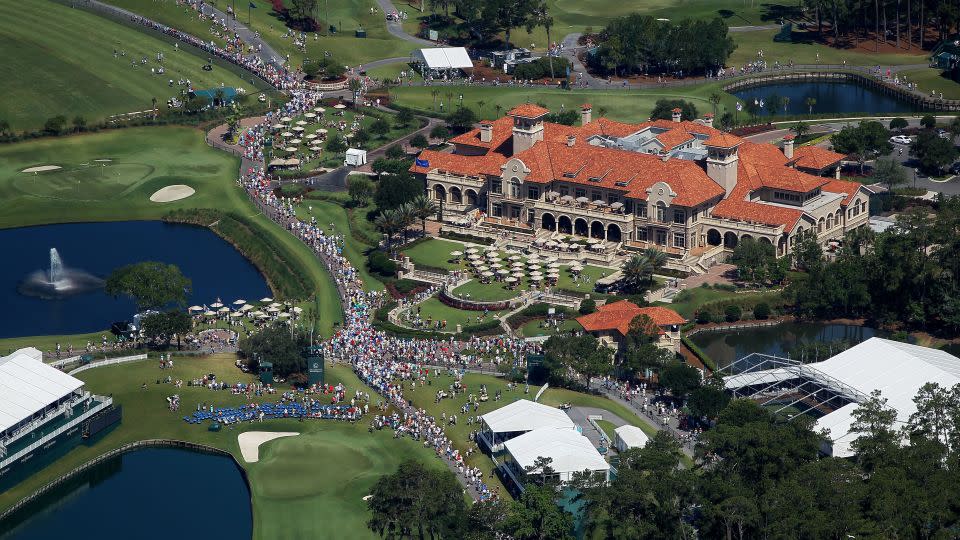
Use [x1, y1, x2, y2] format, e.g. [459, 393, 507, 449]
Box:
[480, 399, 574, 434]
[614, 424, 650, 450]
[0, 348, 84, 434]
[504, 427, 610, 474]
[414, 47, 473, 70]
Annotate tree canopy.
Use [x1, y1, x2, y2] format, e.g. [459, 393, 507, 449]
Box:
[104, 261, 191, 311]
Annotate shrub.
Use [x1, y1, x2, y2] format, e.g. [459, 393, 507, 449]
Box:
[753, 302, 771, 320]
[368, 250, 397, 277]
[695, 310, 712, 324]
[724, 304, 742, 322]
[579, 298, 597, 315]
[280, 183, 307, 197]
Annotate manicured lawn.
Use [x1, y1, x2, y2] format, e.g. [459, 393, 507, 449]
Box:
[0, 356, 442, 540]
[387, 82, 739, 124]
[400, 238, 465, 271]
[896, 68, 960, 100]
[555, 264, 613, 294]
[295, 196, 385, 291]
[518, 318, 581, 337]
[451, 279, 520, 302]
[729, 29, 927, 67]
[0, 0, 255, 132]
[0, 127, 343, 336]
[539, 387, 658, 438]
[661, 286, 783, 319]
[413, 297, 509, 328]
[110, 0, 414, 67]
[595, 419, 618, 441]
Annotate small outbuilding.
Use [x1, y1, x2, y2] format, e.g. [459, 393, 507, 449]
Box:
[613, 424, 650, 452]
[412, 47, 473, 78]
[478, 399, 575, 452]
[500, 427, 610, 490]
[344, 148, 367, 167]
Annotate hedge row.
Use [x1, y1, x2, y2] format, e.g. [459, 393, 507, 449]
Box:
[693, 291, 787, 321]
[164, 209, 313, 299]
[681, 335, 717, 372]
[506, 303, 576, 329]
[439, 230, 495, 245]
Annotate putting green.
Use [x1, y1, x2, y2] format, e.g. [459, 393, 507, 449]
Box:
[0, 0, 254, 132]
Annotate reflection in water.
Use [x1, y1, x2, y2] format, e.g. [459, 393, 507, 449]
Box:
[690, 323, 882, 369]
[732, 81, 922, 116]
[1, 448, 251, 540]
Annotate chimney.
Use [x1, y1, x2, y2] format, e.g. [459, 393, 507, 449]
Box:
[566, 134, 576, 147]
[705, 141, 740, 198]
[580, 104, 592, 125]
[671, 107, 682, 123]
[480, 122, 493, 143]
[703, 113, 714, 128]
[783, 134, 795, 159]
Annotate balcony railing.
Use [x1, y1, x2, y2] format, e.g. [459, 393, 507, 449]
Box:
[532, 200, 633, 222]
[699, 216, 783, 236]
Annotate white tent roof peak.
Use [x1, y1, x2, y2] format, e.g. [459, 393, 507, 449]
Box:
[614, 424, 650, 449]
[0, 348, 84, 433]
[414, 47, 473, 70]
[481, 399, 575, 433]
[504, 428, 610, 474]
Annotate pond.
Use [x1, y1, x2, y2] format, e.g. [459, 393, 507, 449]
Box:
[730, 81, 924, 116]
[0, 221, 271, 338]
[0, 448, 252, 540]
[690, 322, 884, 370]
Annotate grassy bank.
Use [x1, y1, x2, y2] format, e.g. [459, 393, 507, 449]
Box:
[0, 0, 252, 132]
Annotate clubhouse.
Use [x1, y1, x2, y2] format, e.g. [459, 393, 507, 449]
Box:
[576, 301, 685, 354]
[411, 104, 871, 272]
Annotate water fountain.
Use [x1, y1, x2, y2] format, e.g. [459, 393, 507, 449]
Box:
[19, 248, 104, 298]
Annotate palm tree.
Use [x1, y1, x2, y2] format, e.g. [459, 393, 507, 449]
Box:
[793, 121, 811, 139]
[408, 194, 438, 234]
[396, 203, 417, 242]
[374, 209, 400, 250]
[805, 96, 817, 115]
[709, 92, 722, 116]
[495, 104, 503, 118]
[477, 100, 486, 118]
[598, 106, 608, 118]
[527, 1, 555, 79]
[621, 249, 667, 291]
[431, 89, 440, 110]
[782, 96, 791, 114]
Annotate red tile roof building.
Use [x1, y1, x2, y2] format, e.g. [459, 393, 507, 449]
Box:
[412, 104, 871, 269]
[576, 300, 685, 353]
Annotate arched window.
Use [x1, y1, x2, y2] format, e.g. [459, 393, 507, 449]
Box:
[509, 177, 521, 198]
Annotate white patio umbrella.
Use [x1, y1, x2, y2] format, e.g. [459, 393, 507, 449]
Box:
[281, 131, 294, 137]
[529, 275, 543, 281]
[512, 271, 525, 278]
[482, 271, 495, 277]
[210, 302, 223, 308]
[465, 247, 479, 254]
[279, 312, 291, 318]
[333, 104, 347, 109]
[284, 147, 297, 152]
[467, 253, 481, 260]
[266, 306, 280, 313]
[289, 139, 302, 145]
[316, 128, 328, 134]
[241, 304, 254, 311]
[271, 123, 284, 130]
[497, 268, 510, 275]
[295, 120, 308, 126]
[545, 240, 557, 248]
[306, 133, 318, 139]
[530, 270, 543, 277]
[570, 266, 584, 273]
[188, 305, 203, 311]
[203, 310, 216, 317]
[218, 306, 231, 313]
[292, 126, 305, 132]
[576, 196, 590, 204]
[509, 255, 522, 261]
[477, 265, 489, 272]
[310, 146, 322, 152]
[587, 238, 600, 244]
[280, 116, 292, 122]
[292, 306, 303, 313]
[260, 297, 273, 302]
[505, 277, 517, 283]
[610, 202, 624, 210]
[450, 250, 463, 257]
[269, 302, 282, 308]
[593, 199, 606, 206]
[314, 107, 325, 113]
[548, 262, 561, 269]
[230, 312, 244, 318]
[470, 260, 484, 267]
[233, 299, 246, 305]
[304, 113, 317, 119]
[490, 262, 503, 268]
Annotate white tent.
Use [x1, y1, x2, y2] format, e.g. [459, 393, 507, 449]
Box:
[344, 148, 367, 167]
[413, 47, 473, 71]
[614, 425, 650, 452]
[503, 428, 610, 483]
[479, 399, 575, 451]
[726, 338, 960, 458]
[0, 348, 84, 434]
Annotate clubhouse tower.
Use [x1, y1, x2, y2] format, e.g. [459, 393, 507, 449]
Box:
[412, 105, 871, 272]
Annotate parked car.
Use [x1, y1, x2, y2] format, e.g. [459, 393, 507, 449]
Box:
[937, 129, 951, 140]
[949, 162, 960, 175]
[890, 135, 912, 145]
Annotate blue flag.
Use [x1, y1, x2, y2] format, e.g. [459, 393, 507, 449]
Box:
[415, 158, 430, 168]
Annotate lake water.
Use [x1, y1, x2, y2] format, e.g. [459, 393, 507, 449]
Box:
[690, 322, 883, 369]
[0, 448, 252, 540]
[0, 221, 271, 338]
[731, 81, 923, 116]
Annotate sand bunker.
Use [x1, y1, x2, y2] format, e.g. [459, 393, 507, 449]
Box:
[150, 184, 196, 203]
[238, 431, 298, 463]
[21, 165, 62, 173]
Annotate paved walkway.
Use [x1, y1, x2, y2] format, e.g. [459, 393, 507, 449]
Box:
[376, 0, 434, 47]
[566, 406, 628, 448]
[195, 1, 284, 66]
[681, 263, 736, 288]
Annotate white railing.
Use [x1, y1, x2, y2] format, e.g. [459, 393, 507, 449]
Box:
[532, 200, 634, 223]
[0, 397, 113, 470]
[48, 355, 82, 368]
[68, 354, 148, 375]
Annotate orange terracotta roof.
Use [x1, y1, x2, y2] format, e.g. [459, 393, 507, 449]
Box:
[576, 300, 685, 336]
[654, 128, 695, 149]
[581, 103, 592, 109]
[508, 103, 550, 118]
[449, 116, 514, 149]
[790, 146, 845, 170]
[783, 134, 795, 140]
[821, 179, 865, 206]
[703, 133, 742, 148]
[752, 165, 829, 192]
[409, 148, 506, 177]
[512, 141, 724, 206]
